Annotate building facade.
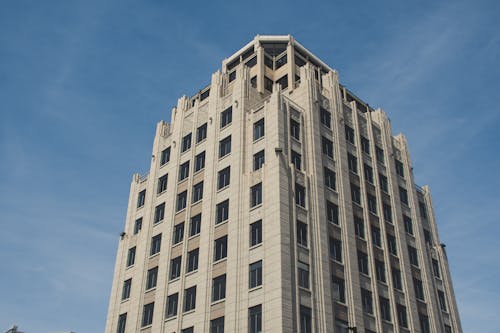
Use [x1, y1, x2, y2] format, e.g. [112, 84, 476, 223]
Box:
[105, 35, 462, 333]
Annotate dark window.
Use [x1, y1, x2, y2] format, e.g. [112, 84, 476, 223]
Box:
[424, 229, 433, 245]
[332, 277, 345, 303]
[367, 194, 377, 214]
[404, 215, 413, 235]
[322, 137, 334, 158]
[137, 190, 146, 208]
[329, 237, 342, 262]
[324, 167, 336, 190]
[218, 166, 231, 189]
[253, 150, 265, 170]
[380, 296, 391, 321]
[210, 316, 224, 333]
[387, 234, 398, 255]
[250, 76, 257, 88]
[290, 119, 300, 140]
[298, 261, 309, 289]
[229, 70, 236, 82]
[291, 150, 301, 170]
[361, 288, 373, 314]
[250, 220, 262, 246]
[182, 328, 194, 333]
[395, 159, 405, 177]
[197, 123, 207, 142]
[200, 89, 210, 101]
[408, 246, 419, 266]
[438, 290, 447, 312]
[326, 201, 339, 225]
[184, 286, 197, 312]
[276, 75, 288, 89]
[351, 184, 361, 204]
[150, 234, 161, 256]
[392, 268, 402, 290]
[345, 125, 355, 144]
[134, 218, 142, 234]
[176, 191, 187, 212]
[216, 199, 229, 224]
[320, 107, 331, 127]
[192, 181, 204, 203]
[419, 201, 428, 219]
[295, 55, 306, 66]
[212, 274, 226, 301]
[160, 146, 171, 166]
[264, 55, 273, 69]
[214, 235, 228, 261]
[399, 187, 409, 205]
[249, 260, 263, 288]
[166, 293, 178, 318]
[354, 217, 365, 238]
[251, 183, 263, 207]
[276, 53, 287, 68]
[170, 256, 182, 280]
[194, 151, 206, 172]
[127, 246, 135, 267]
[361, 136, 370, 154]
[376, 146, 385, 164]
[364, 164, 373, 183]
[295, 183, 306, 207]
[432, 259, 441, 278]
[375, 260, 386, 283]
[154, 203, 165, 223]
[221, 107, 232, 128]
[297, 221, 307, 247]
[146, 266, 158, 290]
[219, 136, 231, 158]
[358, 251, 369, 275]
[173, 223, 184, 244]
[179, 161, 190, 181]
[253, 118, 265, 140]
[264, 76, 273, 92]
[383, 204, 393, 223]
[414, 278, 425, 300]
[187, 248, 199, 272]
[347, 153, 357, 173]
[117, 313, 127, 333]
[246, 56, 257, 68]
[379, 174, 389, 192]
[300, 306, 312, 333]
[248, 305, 262, 333]
[445, 325, 452, 333]
[371, 226, 381, 247]
[190, 213, 201, 236]
[397, 304, 408, 328]
[157, 174, 168, 194]
[181, 133, 192, 153]
[122, 279, 132, 300]
[142, 302, 154, 327]
[420, 314, 430, 333]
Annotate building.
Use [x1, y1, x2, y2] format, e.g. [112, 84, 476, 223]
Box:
[104, 35, 462, 333]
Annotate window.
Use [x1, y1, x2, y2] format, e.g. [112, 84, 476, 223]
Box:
[142, 302, 154, 327]
[250, 75, 257, 88]
[160, 146, 171, 166]
[249, 260, 263, 288]
[379, 174, 388, 193]
[210, 316, 224, 333]
[212, 274, 226, 302]
[395, 159, 404, 177]
[276, 75, 288, 89]
[375, 260, 386, 283]
[127, 246, 135, 267]
[170, 256, 182, 280]
[221, 106, 232, 128]
[347, 153, 357, 173]
[190, 213, 201, 236]
[218, 166, 231, 189]
[376, 146, 384, 164]
[219, 136, 231, 158]
[300, 306, 312, 333]
[298, 261, 309, 289]
[173, 223, 184, 244]
[248, 305, 262, 333]
[146, 266, 158, 290]
[182, 328, 194, 333]
[326, 201, 339, 225]
[157, 174, 168, 194]
[361, 288, 373, 314]
[424, 229, 433, 245]
[214, 235, 228, 261]
[290, 119, 300, 140]
[364, 164, 373, 183]
[371, 226, 381, 247]
[392, 268, 402, 290]
[122, 279, 131, 300]
[117, 313, 127, 333]
[276, 53, 287, 68]
[187, 248, 199, 273]
[345, 125, 355, 144]
[181, 133, 192, 153]
[367, 194, 377, 214]
[432, 259, 441, 278]
[320, 107, 331, 127]
[408, 246, 419, 266]
[399, 187, 409, 205]
[197, 123, 207, 142]
[438, 290, 447, 312]
[194, 151, 205, 172]
[166, 293, 178, 318]
[322, 137, 334, 158]
[419, 201, 428, 219]
[380, 296, 391, 321]
[192, 181, 204, 203]
[150, 234, 161, 255]
[414, 278, 425, 300]
[361, 136, 370, 154]
[295, 183, 306, 207]
[216, 199, 229, 224]
[324, 167, 336, 190]
[420, 314, 430, 333]
[253, 150, 265, 170]
[246, 56, 257, 68]
[329, 237, 342, 262]
[137, 190, 146, 208]
[403, 215, 413, 235]
[332, 277, 345, 303]
[134, 218, 142, 234]
[397, 304, 408, 328]
[387, 234, 397, 255]
[383, 204, 392, 223]
[176, 191, 187, 211]
[179, 161, 190, 181]
[445, 325, 452, 333]
[354, 217, 365, 238]
[250, 220, 262, 246]
[251, 183, 263, 207]
[184, 286, 197, 312]
[253, 118, 265, 140]
[291, 150, 301, 170]
[297, 221, 307, 247]
[264, 76, 273, 91]
[358, 251, 369, 275]
[154, 203, 165, 223]
[351, 184, 361, 204]
[200, 89, 210, 101]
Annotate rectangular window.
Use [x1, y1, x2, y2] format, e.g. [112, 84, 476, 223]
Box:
[146, 266, 158, 290]
[395, 159, 405, 177]
[166, 293, 178, 318]
[190, 213, 201, 236]
[221, 106, 232, 128]
[253, 118, 265, 140]
[392, 268, 402, 290]
[251, 183, 263, 207]
[298, 261, 309, 289]
[141, 302, 154, 327]
[117, 313, 127, 333]
[432, 259, 441, 278]
[160, 146, 171, 166]
[218, 166, 231, 189]
[200, 89, 210, 101]
[194, 151, 206, 172]
[445, 325, 452, 333]
[371, 226, 381, 247]
[438, 290, 447, 312]
[345, 125, 355, 144]
[320, 107, 331, 127]
[184, 286, 197, 312]
[399, 186, 409, 205]
[420, 314, 430, 333]
[324, 167, 336, 190]
[361, 288, 373, 314]
[361, 136, 370, 154]
[295, 183, 306, 207]
[404, 215, 413, 235]
[173, 222, 184, 244]
[157, 174, 168, 194]
[408, 246, 419, 266]
[375, 260, 386, 283]
[290, 119, 300, 140]
[219, 136, 231, 158]
[326, 201, 339, 225]
[329, 237, 342, 262]
[122, 279, 132, 300]
[176, 191, 187, 212]
[276, 53, 287, 68]
[197, 123, 207, 143]
[351, 184, 361, 204]
[322, 137, 334, 158]
[249, 260, 263, 288]
[150, 234, 161, 256]
[216, 199, 229, 224]
[179, 161, 190, 181]
[367, 194, 377, 214]
[397, 304, 408, 328]
[354, 217, 365, 238]
[192, 181, 204, 203]
[170, 256, 182, 280]
[253, 150, 265, 171]
[248, 305, 262, 333]
[264, 76, 273, 91]
[414, 278, 425, 300]
[182, 328, 194, 333]
[137, 189, 146, 208]
[380, 296, 391, 321]
[383, 203, 393, 223]
[250, 220, 262, 246]
[297, 221, 308, 247]
[154, 203, 165, 223]
[210, 316, 224, 333]
[358, 251, 369, 275]
[387, 234, 397, 255]
[212, 274, 226, 302]
[187, 248, 199, 273]
[276, 74, 288, 89]
[134, 218, 142, 234]
[300, 306, 312, 333]
[291, 150, 301, 170]
[376, 146, 385, 164]
[332, 277, 346, 303]
[419, 201, 428, 219]
[214, 235, 228, 261]
[181, 133, 192, 153]
[379, 173, 388, 192]
[347, 153, 357, 173]
[364, 164, 373, 183]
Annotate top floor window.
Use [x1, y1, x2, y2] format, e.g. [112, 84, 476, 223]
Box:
[137, 190, 146, 208]
[160, 146, 171, 166]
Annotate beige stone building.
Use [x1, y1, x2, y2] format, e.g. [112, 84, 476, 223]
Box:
[104, 35, 462, 333]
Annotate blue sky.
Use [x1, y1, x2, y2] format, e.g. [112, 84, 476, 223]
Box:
[0, 0, 499, 332]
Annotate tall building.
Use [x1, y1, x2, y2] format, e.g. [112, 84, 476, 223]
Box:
[105, 35, 462, 333]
